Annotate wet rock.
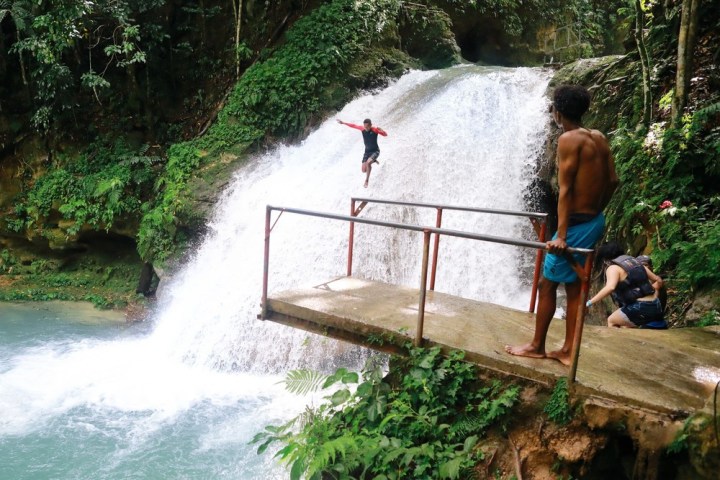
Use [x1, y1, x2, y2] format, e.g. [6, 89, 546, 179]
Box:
[685, 289, 720, 325]
[399, 8, 461, 69]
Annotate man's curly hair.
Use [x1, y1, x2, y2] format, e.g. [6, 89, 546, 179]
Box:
[552, 85, 591, 123]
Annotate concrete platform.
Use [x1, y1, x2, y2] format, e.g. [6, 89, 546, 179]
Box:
[264, 276, 720, 417]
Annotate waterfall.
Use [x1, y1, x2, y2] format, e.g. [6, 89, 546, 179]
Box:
[0, 65, 551, 479]
[150, 65, 552, 372]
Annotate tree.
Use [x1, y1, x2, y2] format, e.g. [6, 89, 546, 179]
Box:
[231, 0, 243, 80]
[634, 0, 652, 127]
[0, 0, 34, 90]
[671, 0, 700, 127]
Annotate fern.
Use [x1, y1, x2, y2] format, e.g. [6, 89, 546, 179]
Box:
[284, 369, 329, 395]
[695, 101, 720, 119]
[306, 434, 359, 477]
[258, 349, 521, 479]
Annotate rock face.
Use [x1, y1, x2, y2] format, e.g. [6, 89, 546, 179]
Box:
[399, 8, 461, 68]
[684, 290, 720, 325]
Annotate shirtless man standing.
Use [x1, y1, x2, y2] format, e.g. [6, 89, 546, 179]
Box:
[506, 85, 618, 366]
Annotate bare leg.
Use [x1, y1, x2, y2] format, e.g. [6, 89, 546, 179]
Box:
[547, 280, 581, 366]
[363, 161, 372, 187]
[608, 309, 637, 328]
[505, 276, 558, 359]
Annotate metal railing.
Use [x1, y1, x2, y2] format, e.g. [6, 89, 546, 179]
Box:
[347, 197, 548, 313]
[260, 202, 594, 384]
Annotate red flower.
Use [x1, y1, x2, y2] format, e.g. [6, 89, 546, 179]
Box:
[659, 200, 673, 210]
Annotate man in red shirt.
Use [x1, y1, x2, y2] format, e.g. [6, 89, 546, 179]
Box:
[337, 118, 388, 187]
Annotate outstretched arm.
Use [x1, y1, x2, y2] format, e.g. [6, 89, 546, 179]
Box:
[337, 120, 364, 131]
[372, 127, 388, 136]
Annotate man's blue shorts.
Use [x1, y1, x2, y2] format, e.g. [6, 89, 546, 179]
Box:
[543, 213, 605, 284]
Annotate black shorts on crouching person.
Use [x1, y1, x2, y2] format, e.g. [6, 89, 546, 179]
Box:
[619, 298, 665, 327]
[362, 150, 380, 163]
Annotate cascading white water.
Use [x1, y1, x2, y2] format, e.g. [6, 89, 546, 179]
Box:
[0, 66, 551, 479]
[152, 65, 552, 372]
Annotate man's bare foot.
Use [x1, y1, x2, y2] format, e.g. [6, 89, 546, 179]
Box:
[505, 343, 546, 359]
[546, 349, 572, 366]
[363, 181, 368, 188]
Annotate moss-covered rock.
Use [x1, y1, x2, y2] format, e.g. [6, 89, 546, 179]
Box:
[399, 8, 461, 68]
[549, 55, 631, 133]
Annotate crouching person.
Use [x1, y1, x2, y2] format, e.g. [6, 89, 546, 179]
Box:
[586, 242, 667, 329]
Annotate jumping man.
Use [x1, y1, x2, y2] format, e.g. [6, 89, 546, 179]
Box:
[337, 118, 387, 188]
[505, 85, 618, 366]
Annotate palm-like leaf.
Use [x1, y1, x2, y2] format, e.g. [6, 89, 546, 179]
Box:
[284, 369, 328, 395]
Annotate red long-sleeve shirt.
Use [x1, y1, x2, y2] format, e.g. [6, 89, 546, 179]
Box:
[340, 122, 387, 152]
[341, 122, 388, 137]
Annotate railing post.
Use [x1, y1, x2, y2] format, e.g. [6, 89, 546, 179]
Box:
[347, 198, 356, 276]
[429, 208, 443, 291]
[568, 251, 595, 384]
[529, 221, 547, 313]
[261, 206, 272, 320]
[416, 230, 432, 347]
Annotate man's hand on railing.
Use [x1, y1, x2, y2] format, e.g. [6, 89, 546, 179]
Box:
[546, 237, 567, 254]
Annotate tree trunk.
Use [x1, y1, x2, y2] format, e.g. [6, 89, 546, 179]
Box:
[199, 0, 207, 52]
[634, 0, 652, 128]
[672, 0, 700, 127]
[232, 0, 243, 80]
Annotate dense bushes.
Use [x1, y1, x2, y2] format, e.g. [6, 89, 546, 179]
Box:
[608, 110, 720, 288]
[588, 1, 720, 325]
[137, 0, 404, 262]
[253, 347, 520, 480]
[8, 140, 160, 238]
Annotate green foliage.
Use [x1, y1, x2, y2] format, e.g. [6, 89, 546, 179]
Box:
[5, 0, 164, 131]
[0, 249, 141, 308]
[607, 104, 720, 293]
[253, 347, 521, 480]
[138, 0, 401, 262]
[667, 418, 692, 454]
[597, 0, 720, 324]
[697, 310, 720, 328]
[570, 0, 629, 55]
[9, 139, 159, 237]
[544, 377, 573, 425]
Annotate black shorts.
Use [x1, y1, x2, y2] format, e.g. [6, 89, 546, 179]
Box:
[362, 150, 380, 163]
[619, 298, 664, 326]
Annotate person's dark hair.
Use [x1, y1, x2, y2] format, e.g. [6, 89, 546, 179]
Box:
[596, 241, 624, 264]
[363, 118, 372, 125]
[552, 85, 591, 123]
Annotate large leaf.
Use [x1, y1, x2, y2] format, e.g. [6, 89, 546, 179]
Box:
[284, 369, 328, 395]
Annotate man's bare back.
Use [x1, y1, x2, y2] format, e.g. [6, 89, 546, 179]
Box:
[505, 85, 618, 366]
[559, 128, 615, 217]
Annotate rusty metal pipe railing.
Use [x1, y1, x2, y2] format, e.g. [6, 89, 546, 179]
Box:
[266, 205, 583, 253]
[347, 199, 356, 276]
[417, 230, 432, 347]
[261, 205, 592, 362]
[350, 197, 548, 219]
[429, 208, 443, 291]
[568, 252, 595, 384]
[261, 206, 272, 320]
[347, 199, 368, 277]
[529, 221, 548, 313]
[348, 197, 548, 303]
